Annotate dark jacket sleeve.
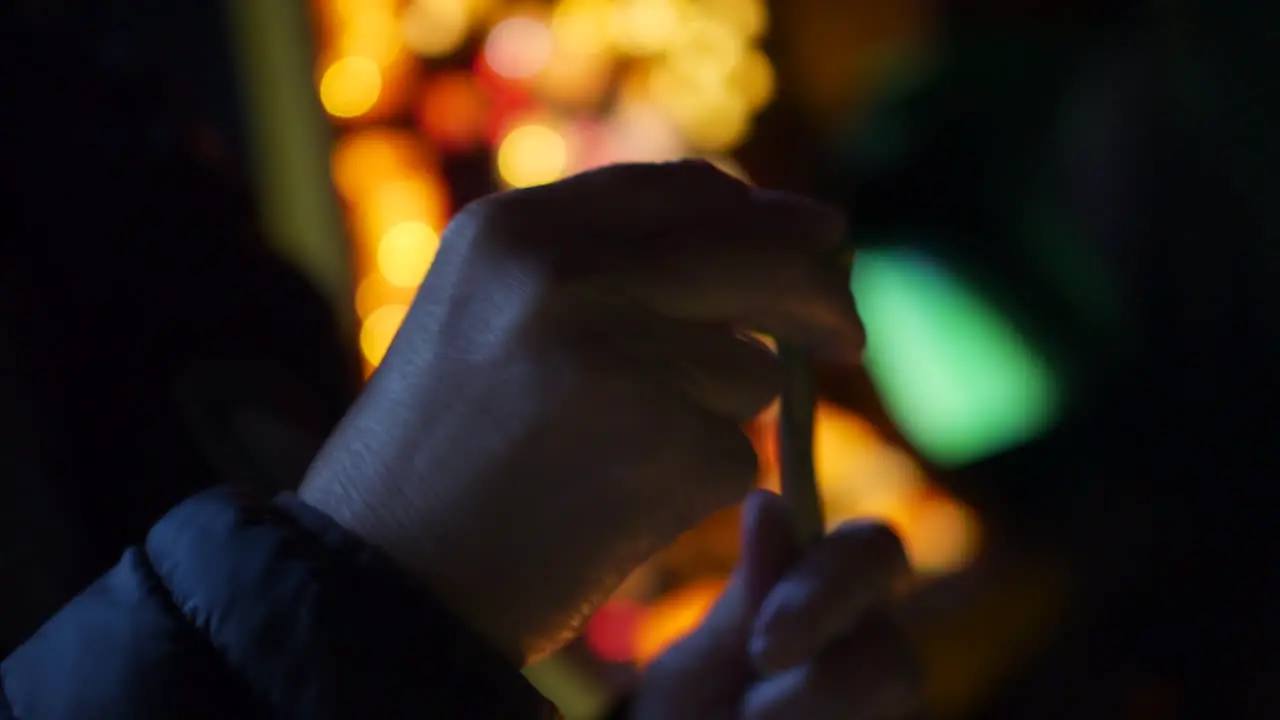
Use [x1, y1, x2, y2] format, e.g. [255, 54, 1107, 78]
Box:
[0, 486, 558, 719]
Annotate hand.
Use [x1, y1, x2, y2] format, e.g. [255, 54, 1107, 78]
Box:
[298, 161, 864, 663]
[632, 490, 922, 719]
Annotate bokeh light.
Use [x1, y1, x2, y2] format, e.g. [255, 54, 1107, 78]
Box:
[319, 56, 382, 118]
[633, 578, 726, 666]
[360, 303, 409, 366]
[339, 10, 402, 66]
[377, 220, 441, 287]
[484, 16, 554, 80]
[416, 72, 491, 151]
[496, 123, 569, 187]
[610, 0, 685, 56]
[401, 0, 471, 58]
[355, 272, 417, 320]
[330, 128, 427, 202]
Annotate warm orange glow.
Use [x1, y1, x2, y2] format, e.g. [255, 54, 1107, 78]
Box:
[496, 123, 569, 188]
[549, 0, 614, 57]
[330, 128, 427, 203]
[484, 16, 554, 80]
[610, 0, 685, 56]
[355, 176, 451, 255]
[536, 41, 614, 108]
[360, 304, 410, 366]
[416, 72, 491, 151]
[401, 0, 471, 58]
[339, 10, 403, 67]
[355, 273, 417, 320]
[696, 0, 769, 40]
[633, 578, 726, 666]
[900, 494, 981, 575]
[729, 47, 776, 110]
[377, 220, 441, 287]
[319, 56, 383, 118]
[668, 17, 746, 85]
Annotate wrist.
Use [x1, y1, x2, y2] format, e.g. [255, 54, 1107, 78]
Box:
[296, 468, 528, 665]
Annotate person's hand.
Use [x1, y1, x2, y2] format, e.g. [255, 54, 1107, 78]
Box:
[298, 161, 864, 663]
[631, 490, 922, 719]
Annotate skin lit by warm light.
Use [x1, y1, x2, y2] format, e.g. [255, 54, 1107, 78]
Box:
[401, 0, 470, 58]
[484, 16, 554, 80]
[360, 304, 410, 367]
[633, 579, 727, 666]
[377, 220, 441, 287]
[610, 0, 685, 56]
[496, 124, 569, 188]
[319, 56, 383, 118]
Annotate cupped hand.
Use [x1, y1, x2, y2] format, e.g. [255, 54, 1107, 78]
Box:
[632, 490, 922, 719]
[298, 161, 864, 663]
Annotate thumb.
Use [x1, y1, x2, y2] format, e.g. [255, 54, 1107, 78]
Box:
[633, 491, 800, 718]
[675, 490, 800, 659]
[737, 489, 801, 618]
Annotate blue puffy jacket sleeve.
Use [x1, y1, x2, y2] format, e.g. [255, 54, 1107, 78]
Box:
[0, 487, 558, 719]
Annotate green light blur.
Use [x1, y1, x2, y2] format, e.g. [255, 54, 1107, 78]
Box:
[852, 247, 1061, 467]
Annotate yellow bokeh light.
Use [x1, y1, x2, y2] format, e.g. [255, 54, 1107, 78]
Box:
[550, 0, 614, 57]
[355, 176, 451, 256]
[611, 0, 686, 56]
[330, 0, 398, 22]
[695, 0, 769, 40]
[667, 90, 752, 152]
[340, 10, 403, 66]
[356, 273, 417, 320]
[496, 124, 569, 188]
[537, 40, 615, 108]
[330, 128, 426, 202]
[668, 18, 746, 85]
[401, 0, 471, 58]
[319, 56, 383, 119]
[484, 16, 554, 80]
[360, 304, 410, 367]
[377, 220, 441, 287]
[633, 578, 726, 666]
[729, 47, 776, 110]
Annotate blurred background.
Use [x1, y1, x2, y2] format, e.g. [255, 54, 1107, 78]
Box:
[1, 0, 1275, 717]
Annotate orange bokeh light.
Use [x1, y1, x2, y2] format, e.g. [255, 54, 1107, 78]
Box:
[416, 71, 491, 151]
[633, 578, 727, 666]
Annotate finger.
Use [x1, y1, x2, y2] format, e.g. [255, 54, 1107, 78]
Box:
[751, 521, 911, 675]
[643, 491, 797, 691]
[521, 159, 751, 233]
[483, 160, 862, 361]
[742, 618, 923, 720]
[599, 317, 783, 423]
[615, 204, 861, 362]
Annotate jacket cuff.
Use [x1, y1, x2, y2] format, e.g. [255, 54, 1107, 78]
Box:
[147, 485, 557, 718]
